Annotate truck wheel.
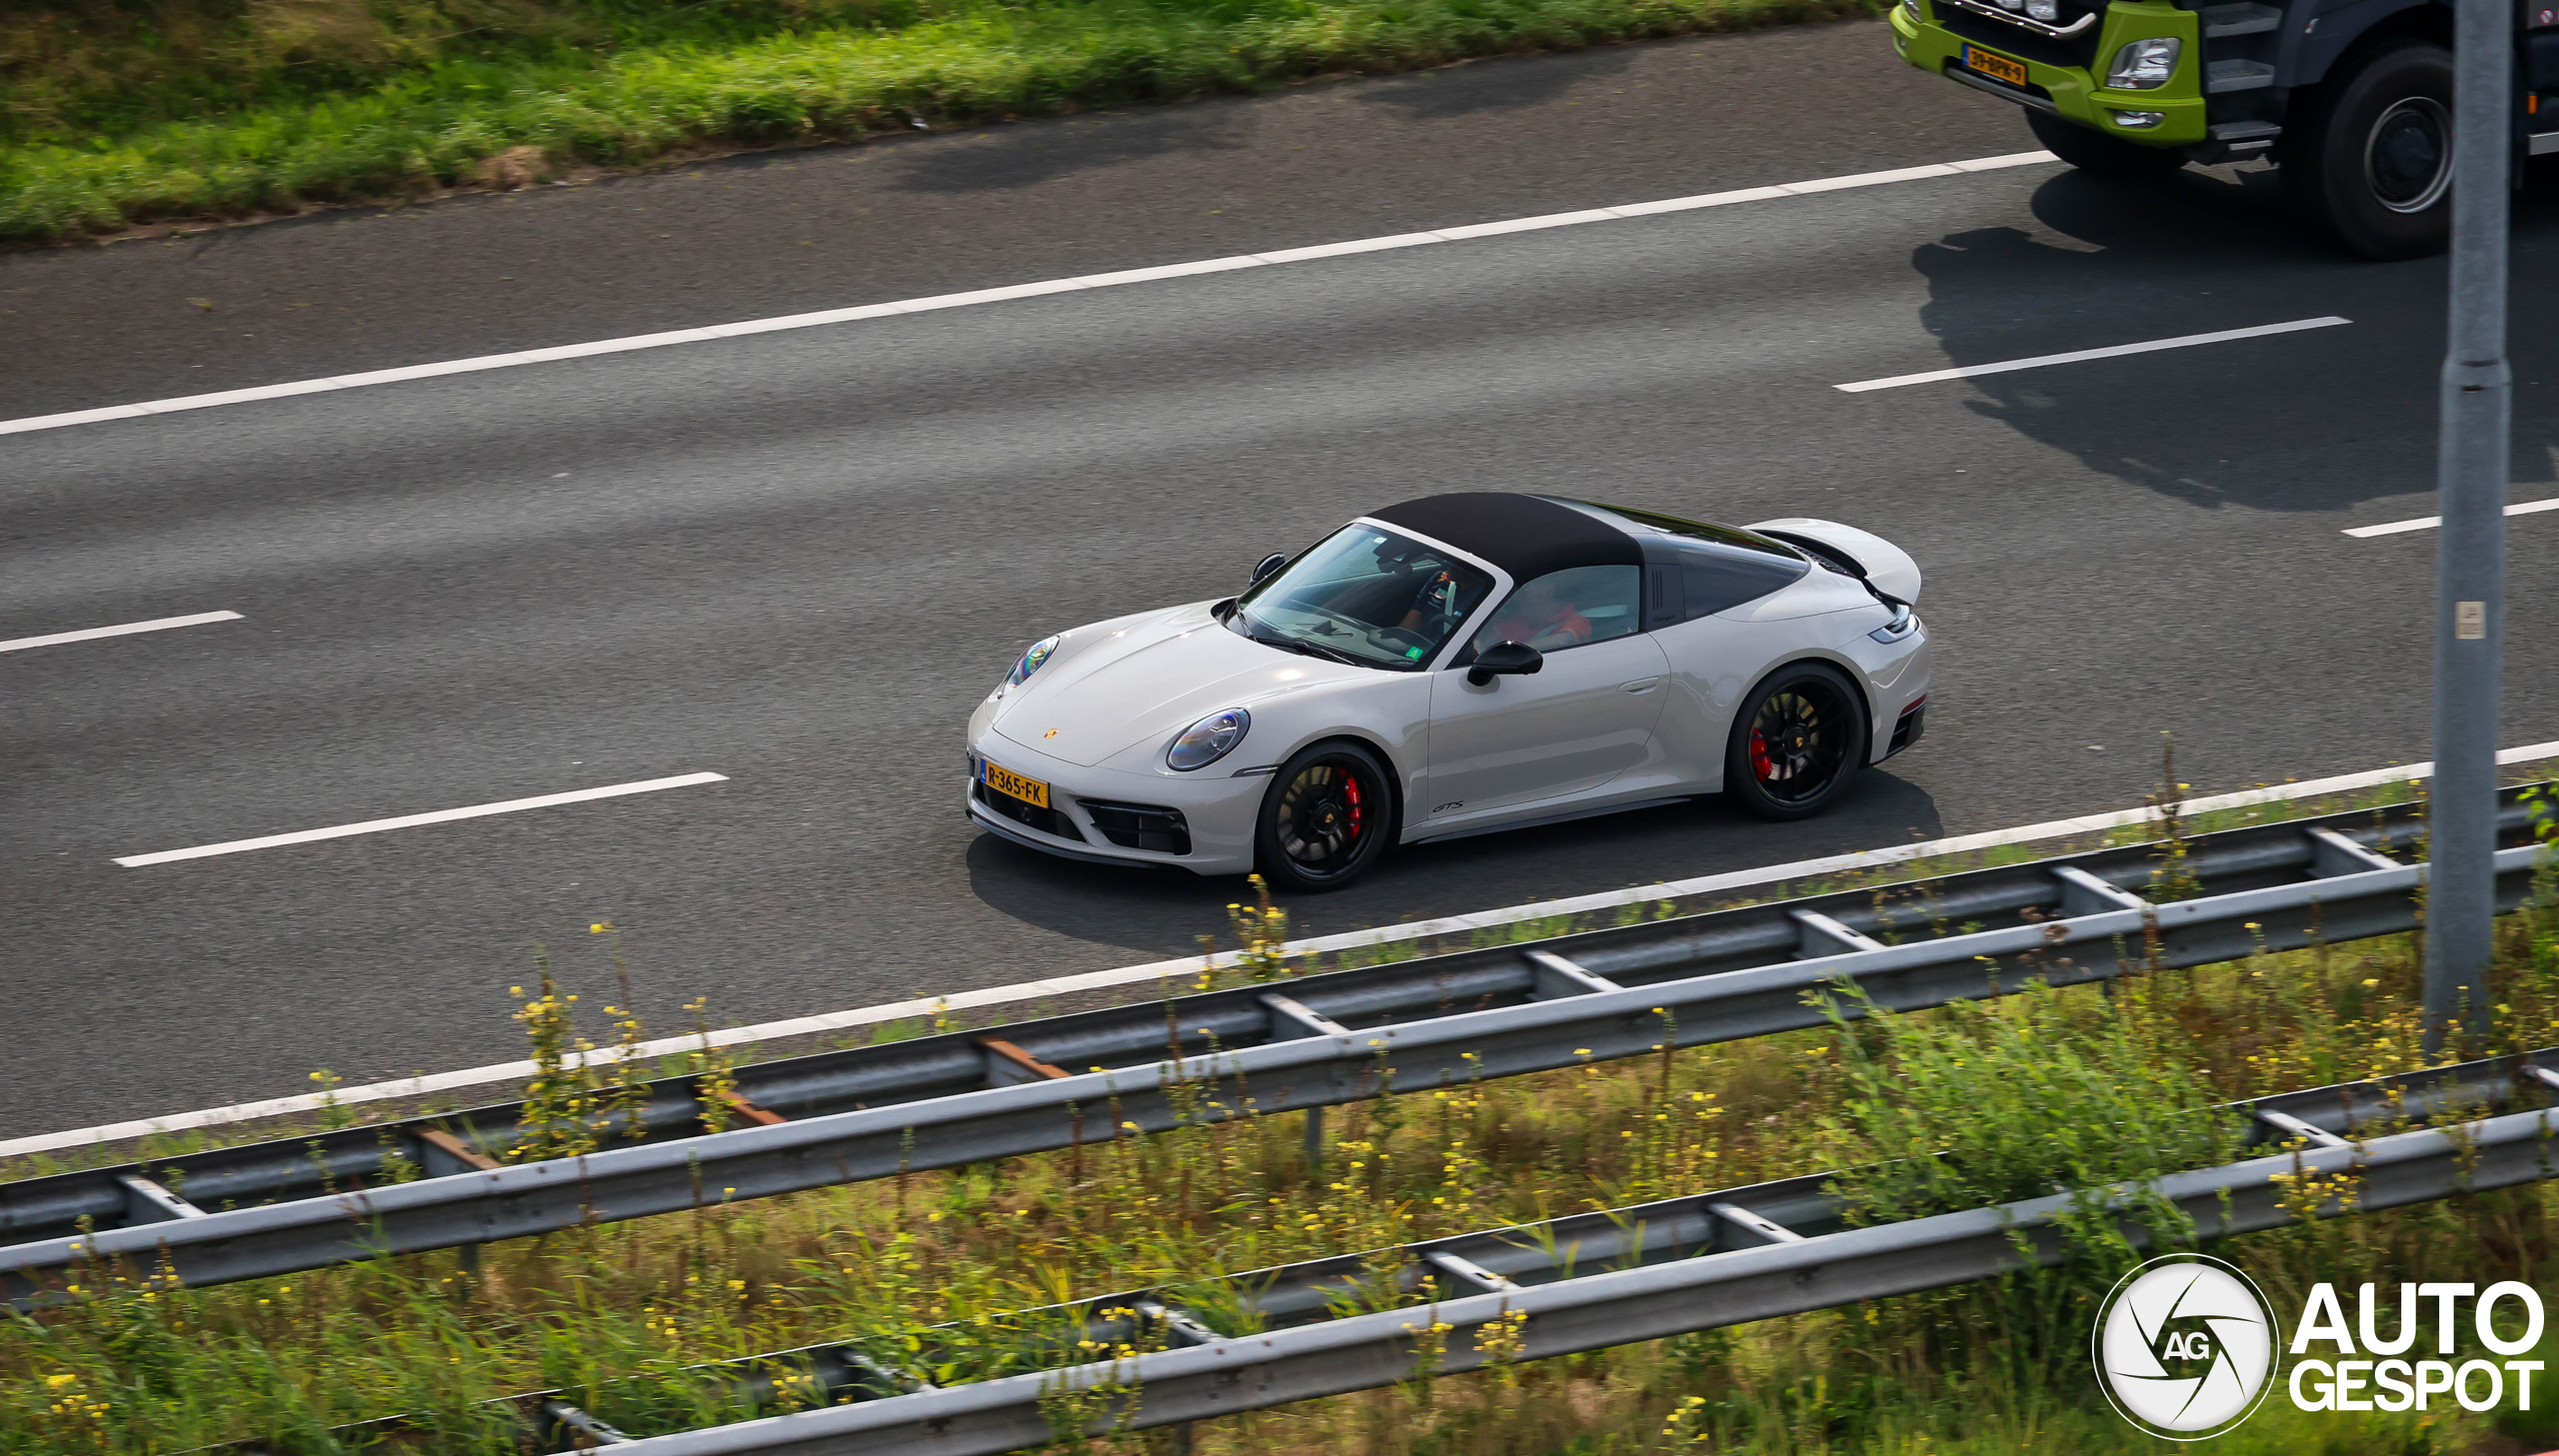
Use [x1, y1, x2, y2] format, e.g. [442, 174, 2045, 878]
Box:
[2026, 110, 2187, 179]
[2285, 39, 2454, 259]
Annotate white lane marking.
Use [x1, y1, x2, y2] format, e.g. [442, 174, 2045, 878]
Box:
[16, 735, 2553, 1161]
[113, 771, 726, 867]
[0, 610, 243, 656]
[1833, 316, 2353, 393]
[0, 152, 2060, 440]
[2344, 496, 2559, 538]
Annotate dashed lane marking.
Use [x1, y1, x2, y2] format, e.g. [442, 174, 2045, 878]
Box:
[2345, 496, 2559, 538]
[1834, 317, 2353, 393]
[113, 771, 728, 867]
[0, 610, 242, 656]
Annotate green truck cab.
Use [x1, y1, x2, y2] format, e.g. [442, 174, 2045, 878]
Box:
[1892, 0, 2559, 257]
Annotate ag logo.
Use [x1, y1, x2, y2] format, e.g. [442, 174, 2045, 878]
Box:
[2093, 1254, 2279, 1439]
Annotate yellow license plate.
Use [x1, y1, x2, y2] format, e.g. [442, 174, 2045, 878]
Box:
[983, 759, 1051, 808]
[1964, 45, 2029, 87]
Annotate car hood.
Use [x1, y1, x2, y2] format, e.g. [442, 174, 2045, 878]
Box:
[987, 603, 1368, 766]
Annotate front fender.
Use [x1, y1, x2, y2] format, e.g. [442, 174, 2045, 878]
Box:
[1094, 673, 1434, 819]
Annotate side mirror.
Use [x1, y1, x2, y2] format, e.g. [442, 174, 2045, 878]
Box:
[1251, 552, 1288, 586]
[1466, 641, 1543, 687]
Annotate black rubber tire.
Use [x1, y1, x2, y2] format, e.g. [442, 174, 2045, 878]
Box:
[1723, 663, 1870, 822]
[1255, 740, 1396, 892]
[2025, 109, 2187, 179]
[2283, 40, 2454, 260]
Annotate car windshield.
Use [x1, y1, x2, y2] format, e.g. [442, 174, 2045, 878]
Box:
[1229, 524, 1494, 671]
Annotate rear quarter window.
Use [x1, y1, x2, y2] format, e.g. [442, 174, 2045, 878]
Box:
[1680, 543, 1808, 620]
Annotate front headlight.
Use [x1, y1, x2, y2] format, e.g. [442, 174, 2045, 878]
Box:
[1167, 709, 1251, 771]
[1004, 635, 1061, 689]
[2106, 37, 2180, 90]
[1898, 0, 1918, 17]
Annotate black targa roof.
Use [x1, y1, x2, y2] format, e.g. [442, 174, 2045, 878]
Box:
[1368, 493, 1641, 584]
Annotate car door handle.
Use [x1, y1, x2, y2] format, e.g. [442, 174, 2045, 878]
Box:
[1620, 678, 1661, 694]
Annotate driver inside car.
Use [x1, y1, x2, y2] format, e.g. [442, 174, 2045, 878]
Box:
[1397, 570, 1458, 633]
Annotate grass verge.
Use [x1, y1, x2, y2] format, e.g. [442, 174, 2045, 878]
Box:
[2, 0, 1875, 245]
[6, 831, 2557, 1451]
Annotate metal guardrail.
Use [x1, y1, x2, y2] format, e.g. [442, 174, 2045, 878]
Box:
[5, 786, 2549, 1307]
[614, 1056, 2559, 1455]
[226, 1046, 2559, 1453]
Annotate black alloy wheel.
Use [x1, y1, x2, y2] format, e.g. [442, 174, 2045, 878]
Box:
[1256, 740, 1395, 892]
[1724, 664, 1868, 821]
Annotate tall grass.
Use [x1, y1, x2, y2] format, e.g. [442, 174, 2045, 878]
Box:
[0, 0, 1873, 244]
[7, 854, 2558, 1452]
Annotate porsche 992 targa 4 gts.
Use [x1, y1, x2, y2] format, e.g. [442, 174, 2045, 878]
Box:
[967, 493, 1929, 890]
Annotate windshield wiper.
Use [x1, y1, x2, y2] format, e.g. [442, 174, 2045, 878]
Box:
[1289, 639, 1364, 667]
[1240, 622, 1363, 668]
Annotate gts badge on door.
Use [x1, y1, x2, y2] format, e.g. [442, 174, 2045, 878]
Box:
[1431, 800, 1465, 815]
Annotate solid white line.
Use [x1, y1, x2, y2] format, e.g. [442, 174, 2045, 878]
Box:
[15, 734, 2554, 1162]
[2344, 496, 2559, 538]
[112, 771, 727, 867]
[0, 610, 242, 656]
[0, 151, 2060, 440]
[1833, 316, 2353, 393]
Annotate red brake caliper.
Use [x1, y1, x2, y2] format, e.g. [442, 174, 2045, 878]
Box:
[1343, 772, 1363, 839]
[1750, 728, 1774, 780]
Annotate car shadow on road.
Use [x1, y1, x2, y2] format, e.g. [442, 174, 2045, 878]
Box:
[964, 769, 1946, 959]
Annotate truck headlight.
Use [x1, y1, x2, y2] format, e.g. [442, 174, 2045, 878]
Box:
[2024, 0, 2056, 18]
[2106, 37, 2180, 90]
[1899, 0, 1919, 16]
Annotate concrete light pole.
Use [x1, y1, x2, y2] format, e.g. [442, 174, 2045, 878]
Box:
[2424, 0, 2512, 1052]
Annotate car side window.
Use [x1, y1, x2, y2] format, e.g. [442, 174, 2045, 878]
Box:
[1679, 542, 1808, 621]
[1467, 565, 1641, 656]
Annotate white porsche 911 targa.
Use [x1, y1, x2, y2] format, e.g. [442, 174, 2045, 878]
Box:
[967, 493, 1929, 890]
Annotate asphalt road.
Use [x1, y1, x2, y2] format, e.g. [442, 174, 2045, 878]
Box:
[6, 20, 2558, 1139]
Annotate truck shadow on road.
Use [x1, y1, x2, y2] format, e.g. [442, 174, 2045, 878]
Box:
[883, 38, 1640, 195]
[1344, 46, 1642, 120]
[963, 770, 1946, 957]
[1909, 163, 2559, 515]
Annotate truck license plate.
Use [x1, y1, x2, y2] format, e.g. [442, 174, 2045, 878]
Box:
[1963, 46, 2030, 87]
